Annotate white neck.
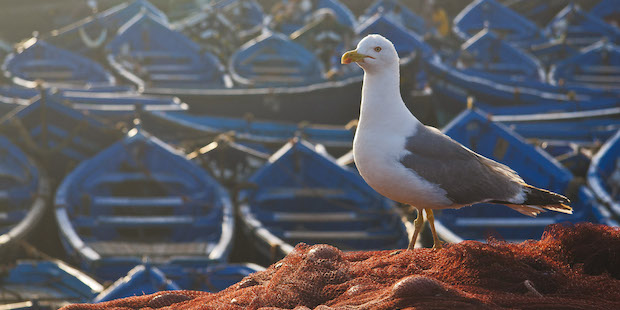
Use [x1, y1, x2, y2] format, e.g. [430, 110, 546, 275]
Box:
[358, 65, 419, 130]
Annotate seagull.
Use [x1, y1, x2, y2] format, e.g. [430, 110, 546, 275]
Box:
[341, 35, 572, 250]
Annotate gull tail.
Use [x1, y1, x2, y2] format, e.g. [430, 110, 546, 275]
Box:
[504, 185, 573, 218]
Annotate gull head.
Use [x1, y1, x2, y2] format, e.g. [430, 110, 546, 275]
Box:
[341, 34, 399, 74]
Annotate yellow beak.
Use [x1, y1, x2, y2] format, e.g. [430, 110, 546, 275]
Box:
[341, 50, 368, 64]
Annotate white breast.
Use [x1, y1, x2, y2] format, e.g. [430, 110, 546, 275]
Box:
[353, 124, 452, 209]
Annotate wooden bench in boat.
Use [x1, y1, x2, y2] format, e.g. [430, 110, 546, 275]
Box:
[142, 64, 204, 74]
[97, 215, 194, 226]
[89, 241, 209, 257]
[92, 196, 186, 208]
[571, 74, 620, 84]
[22, 71, 75, 79]
[454, 217, 557, 227]
[283, 230, 396, 240]
[468, 63, 533, 76]
[577, 65, 620, 75]
[254, 187, 363, 202]
[88, 172, 187, 184]
[252, 75, 306, 84]
[262, 211, 366, 222]
[251, 66, 302, 74]
[149, 73, 209, 82]
[128, 51, 195, 63]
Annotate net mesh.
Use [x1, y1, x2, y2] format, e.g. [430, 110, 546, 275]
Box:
[61, 223, 620, 309]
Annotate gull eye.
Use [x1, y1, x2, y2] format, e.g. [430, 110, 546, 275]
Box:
[374, 46, 382, 52]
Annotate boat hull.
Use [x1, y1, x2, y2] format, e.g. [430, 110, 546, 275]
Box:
[144, 75, 363, 124]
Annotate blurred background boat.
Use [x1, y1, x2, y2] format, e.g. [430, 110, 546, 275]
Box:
[93, 261, 264, 302]
[238, 139, 412, 263]
[435, 109, 608, 242]
[0, 91, 122, 180]
[588, 130, 620, 226]
[3, 39, 116, 89]
[0, 137, 49, 262]
[0, 259, 103, 309]
[54, 129, 234, 281]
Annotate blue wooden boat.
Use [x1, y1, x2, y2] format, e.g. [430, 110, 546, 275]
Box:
[360, 0, 433, 35]
[550, 41, 620, 91]
[434, 109, 609, 242]
[94, 262, 264, 302]
[0, 137, 50, 261]
[160, 262, 264, 292]
[230, 31, 325, 87]
[424, 48, 620, 124]
[500, 0, 571, 26]
[0, 86, 34, 116]
[270, 0, 356, 35]
[453, 0, 548, 49]
[105, 11, 230, 91]
[355, 14, 434, 58]
[45, 0, 168, 57]
[54, 129, 234, 281]
[590, 0, 620, 28]
[545, 4, 620, 50]
[537, 141, 594, 178]
[289, 8, 360, 78]
[2, 39, 116, 89]
[93, 264, 180, 302]
[587, 129, 620, 223]
[493, 106, 620, 145]
[88, 5, 365, 125]
[144, 69, 363, 125]
[0, 91, 122, 180]
[174, 0, 264, 51]
[140, 109, 354, 150]
[188, 137, 271, 190]
[57, 91, 188, 123]
[212, 0, 264, 38]
[454, 29, 545, 83]
[0, 260, 103, 309]
[0, 85, 185, 123]
[238, 139, 412, 262]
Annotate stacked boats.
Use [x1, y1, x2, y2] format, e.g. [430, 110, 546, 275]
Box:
[0, 0, 618, 306]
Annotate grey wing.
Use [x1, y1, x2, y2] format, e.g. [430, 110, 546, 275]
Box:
[399, 126, 524, 205]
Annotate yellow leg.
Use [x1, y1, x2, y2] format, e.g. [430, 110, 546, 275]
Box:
[425, 209, 444, 250]
[407, 207, 424, 250]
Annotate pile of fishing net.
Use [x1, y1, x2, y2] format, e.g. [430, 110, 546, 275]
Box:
[62, 223, 620, 309]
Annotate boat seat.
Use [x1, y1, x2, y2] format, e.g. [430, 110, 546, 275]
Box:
[149, 73, 209, 82]
[88, 172, 187, 184]
[251, 66, 302, 74]
[92, 196, 186, 208]
[563, 81, 620, 90]
[259, 211, 366, 222]
[142, 64, 204, 74]
[129, 51, 195, 63]
[563, 37, 601, 46]
[254, 187, 360, 202]
[252, 75, 306, 84]
[454, 217, 556, 227]
[283, 230, 395, 240]
[22, 71, 75, 79]
[571, 75, 620, 84]
[470, 63, 526, 73]
[577, 65, 620, 75]
[89, 241, 209, 257]
[97, 215, 194, 226]
[20, 59, 75, 67]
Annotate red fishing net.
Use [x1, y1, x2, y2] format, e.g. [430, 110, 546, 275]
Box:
[61, 223, 620, 309]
